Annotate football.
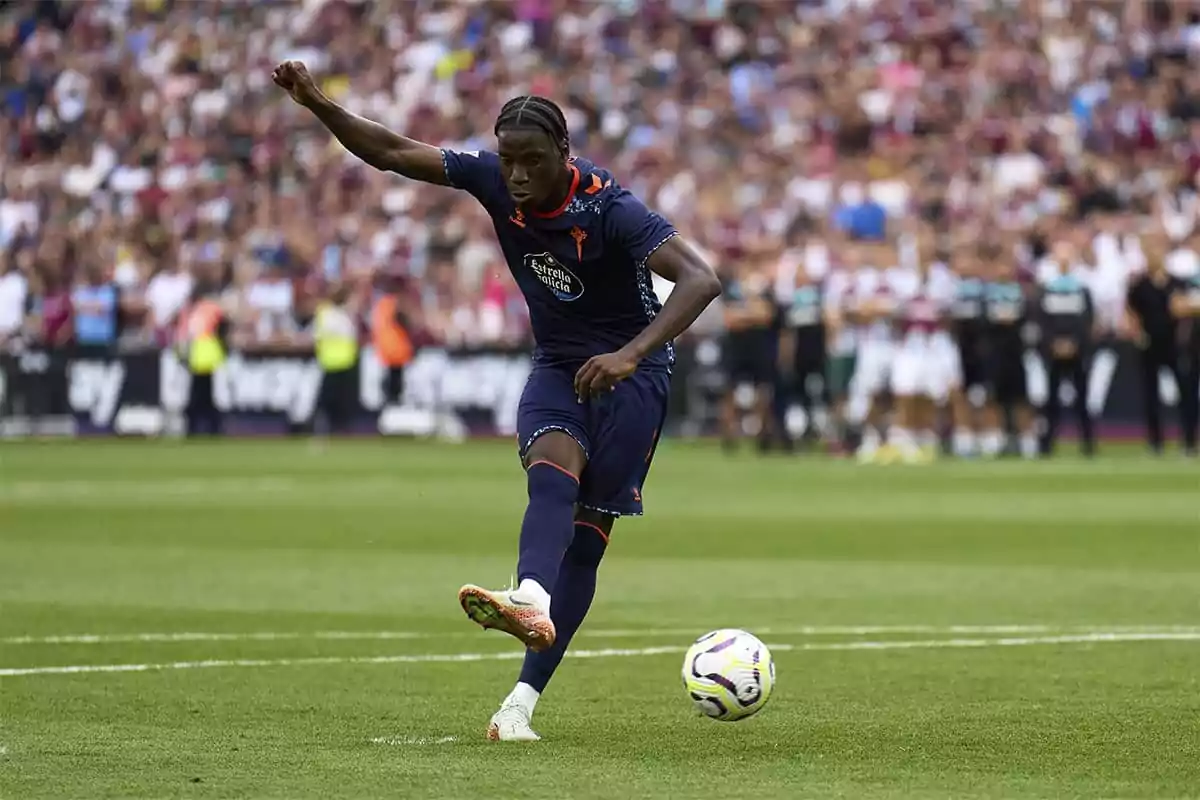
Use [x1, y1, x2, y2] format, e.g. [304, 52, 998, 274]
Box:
[681, 628, 775, 722]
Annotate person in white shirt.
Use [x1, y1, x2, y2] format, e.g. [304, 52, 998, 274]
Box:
[886, 255, 957, 463]
[0, 259, 28, 346]
[145, 262, 195, 339]
[844, 243, 901, 462]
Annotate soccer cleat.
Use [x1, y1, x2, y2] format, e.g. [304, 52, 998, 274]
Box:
[486, 702, 542, 742]
[458, 584, 557, 652]
[873, 443, 902, 465]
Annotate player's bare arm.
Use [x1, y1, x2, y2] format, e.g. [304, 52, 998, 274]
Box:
[574, 236, 721, 398]
[273, 61, 449, 185]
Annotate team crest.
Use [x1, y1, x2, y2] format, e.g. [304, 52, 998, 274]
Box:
[570, 226, 587, 260]
[524, 252, 585, 302]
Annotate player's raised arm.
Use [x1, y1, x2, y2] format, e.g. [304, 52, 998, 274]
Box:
[273, 61, 449, 185]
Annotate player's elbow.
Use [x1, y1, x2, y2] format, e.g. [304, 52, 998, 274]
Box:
[686, 268, 721, 306]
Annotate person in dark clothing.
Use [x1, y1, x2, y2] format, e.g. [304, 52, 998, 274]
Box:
[1171, 267, 1200, 456]
[1126, 253, 1199, 455]
[1036, 247, 1096, 457]
[776, 264, 829, 450]
[719, 266, 776, 453]
[983, 260, 1038, 458]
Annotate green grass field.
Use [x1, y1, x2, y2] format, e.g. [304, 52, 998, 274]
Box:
[1, 440, 1197, 799]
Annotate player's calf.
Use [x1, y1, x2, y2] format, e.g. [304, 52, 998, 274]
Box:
[459, 432, 585, 651]
[487, 513, 612, 742]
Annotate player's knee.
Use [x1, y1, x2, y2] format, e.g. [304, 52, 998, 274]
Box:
[570, 510, 612, 567]
[524, 430, 587, 477]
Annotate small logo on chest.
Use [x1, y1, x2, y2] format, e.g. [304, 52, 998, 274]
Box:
[524, 252, 585, 302]
[569, 226, 587, 261]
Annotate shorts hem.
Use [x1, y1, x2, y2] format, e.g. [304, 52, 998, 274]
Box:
[579, 502, 643, 518]
[520, 425, 589, 460]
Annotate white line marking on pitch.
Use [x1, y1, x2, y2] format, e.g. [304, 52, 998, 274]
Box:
[369, 736, 457, 746]
[5, 624, 1199, 646]
[2, 632, 1196, 678]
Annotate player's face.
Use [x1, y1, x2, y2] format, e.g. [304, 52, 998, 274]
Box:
[497, 129, 567, 210]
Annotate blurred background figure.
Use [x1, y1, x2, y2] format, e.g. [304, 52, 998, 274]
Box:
[1126, 239, 1199, 455]
[718, 261, 776, 453]
[1037, 242, 1097, 457]
[774, 232, 830, 452]
[983, 256, 1038, 459]
[176, 272, 229, 438]
[313, 282, 359, 435]
[370, 271, 417, 408]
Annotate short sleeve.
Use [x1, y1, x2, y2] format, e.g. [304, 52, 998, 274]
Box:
[440, 149, 508, 208]
[603, 190, 678, 266]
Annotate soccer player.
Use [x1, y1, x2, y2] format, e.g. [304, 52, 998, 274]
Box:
[718, 262, 777, 453]
[948, 247, 990, 457]
[845, 244, 900, 462]
[1035, 242, 1096, 457]
[888, 256, 955, 464]
[273, 62, 722, 741]
[982, 259, 1037, 458]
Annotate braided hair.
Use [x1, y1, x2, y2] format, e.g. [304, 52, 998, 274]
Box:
[494, 95, 570, 157]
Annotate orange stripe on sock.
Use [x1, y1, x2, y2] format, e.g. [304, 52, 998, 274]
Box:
[526, 459, 580, 483]
[576, 520, 609, 544]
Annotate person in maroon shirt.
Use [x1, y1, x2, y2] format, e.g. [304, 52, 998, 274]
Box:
[26, 262, 73, 348]
[15, 261, 73, 421]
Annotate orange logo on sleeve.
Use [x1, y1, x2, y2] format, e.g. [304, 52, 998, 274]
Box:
[584, 174, 612, 195]
[570, 226, 587, 260]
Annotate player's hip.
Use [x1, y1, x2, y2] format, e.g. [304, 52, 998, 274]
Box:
[519, 362, 670, 411]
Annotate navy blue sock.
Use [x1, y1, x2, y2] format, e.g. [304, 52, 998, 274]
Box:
[519, 521, 607, 693]
[516, 461, 580, 591]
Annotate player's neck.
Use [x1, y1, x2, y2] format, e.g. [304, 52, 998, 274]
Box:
[533, 166, 574, 214]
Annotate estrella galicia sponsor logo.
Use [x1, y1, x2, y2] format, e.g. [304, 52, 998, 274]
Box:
[524, 252, 584, 302]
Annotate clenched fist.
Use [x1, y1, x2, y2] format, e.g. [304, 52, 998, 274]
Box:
[272, 60, 320, 107]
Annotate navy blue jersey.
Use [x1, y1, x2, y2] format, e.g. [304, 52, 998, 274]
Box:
[441, 149, 678, 370]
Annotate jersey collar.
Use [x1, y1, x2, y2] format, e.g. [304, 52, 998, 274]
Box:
[532, 164, 580, 219]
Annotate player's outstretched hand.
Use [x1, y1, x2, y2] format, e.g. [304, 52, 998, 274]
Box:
[574, 349, 639, 401]
[272, 60, 320, 107]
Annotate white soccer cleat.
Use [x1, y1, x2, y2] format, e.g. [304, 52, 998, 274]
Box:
[458, 584, 557, 652]
[486, 702, 542, 742]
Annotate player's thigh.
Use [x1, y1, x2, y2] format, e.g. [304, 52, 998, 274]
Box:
[959, 344, 985, 391]
[929, 339, 958, 402]
[936, 338, 961, 391]
[578, 369, 669, 517]
[517, 366, 590, 475]
[851, 343, 888, 396]
[725, 348, 765, 388]
[796, 354, 828, 401]
[889, 344, 924, 398]
[992, 357, 1028, 406]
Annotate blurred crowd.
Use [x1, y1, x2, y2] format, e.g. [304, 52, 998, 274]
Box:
[4, 0, 1200, 356]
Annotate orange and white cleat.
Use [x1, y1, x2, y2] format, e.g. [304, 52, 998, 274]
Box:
[458, 584, 557, 652]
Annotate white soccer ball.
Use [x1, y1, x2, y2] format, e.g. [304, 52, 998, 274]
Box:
[681, 628, 775, 722]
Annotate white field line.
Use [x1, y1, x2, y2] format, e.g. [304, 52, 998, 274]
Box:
[4, 624, 1200, 646]
[1, 632, 1196, 678]
[369, 736, 457, 746]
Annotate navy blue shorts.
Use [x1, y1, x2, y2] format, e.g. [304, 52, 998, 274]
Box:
[517, 365, 670, 517]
